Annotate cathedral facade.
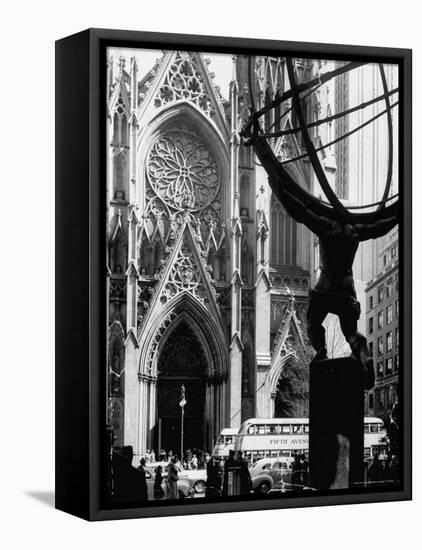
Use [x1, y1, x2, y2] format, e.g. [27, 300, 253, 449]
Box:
[106, 51, 335, 458]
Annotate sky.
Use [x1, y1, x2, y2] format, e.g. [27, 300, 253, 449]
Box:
[107, 47, 234, 100]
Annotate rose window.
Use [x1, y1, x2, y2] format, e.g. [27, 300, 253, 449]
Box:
[147, 129, 220, 212]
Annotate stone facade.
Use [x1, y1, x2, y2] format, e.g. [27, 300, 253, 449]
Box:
[106, 52, 336, 457]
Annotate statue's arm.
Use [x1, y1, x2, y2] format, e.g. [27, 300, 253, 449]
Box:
[273, 183, 329, 235]
[356, 216, 398, 241]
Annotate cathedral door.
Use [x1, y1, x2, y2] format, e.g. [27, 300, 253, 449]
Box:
[156, 321, 207, 455]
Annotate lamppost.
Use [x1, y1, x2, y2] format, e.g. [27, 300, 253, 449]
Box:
[179, 384, 186, 460]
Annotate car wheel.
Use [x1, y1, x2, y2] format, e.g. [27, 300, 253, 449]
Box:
[258, 481, 271, 494]
[194, 480, 206, 494]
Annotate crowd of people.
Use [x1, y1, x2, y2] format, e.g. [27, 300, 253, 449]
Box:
[140, 447, 211, 471]
[366, 453, 399, 485]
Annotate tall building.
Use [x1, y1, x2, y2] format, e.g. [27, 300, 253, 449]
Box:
[334, 62, 399, 283]
[105, 50, 356, 459]
[365, 229, 399, 423]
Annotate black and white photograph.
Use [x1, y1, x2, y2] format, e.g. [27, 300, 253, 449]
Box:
[104, 47, 404, 508]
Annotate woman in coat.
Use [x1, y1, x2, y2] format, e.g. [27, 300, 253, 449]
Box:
[166, 457, 179, 499]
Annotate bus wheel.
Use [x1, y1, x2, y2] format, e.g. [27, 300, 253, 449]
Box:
[258, 481, 271, 494]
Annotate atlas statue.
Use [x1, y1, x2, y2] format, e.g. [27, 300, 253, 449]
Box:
[241, 57, 399, 389]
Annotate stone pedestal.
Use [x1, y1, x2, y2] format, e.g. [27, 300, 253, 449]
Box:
[309, 357, 364, 490]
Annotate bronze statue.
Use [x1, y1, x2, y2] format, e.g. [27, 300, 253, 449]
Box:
[273, 183, 396, 389]
[241, 57, 398, 390]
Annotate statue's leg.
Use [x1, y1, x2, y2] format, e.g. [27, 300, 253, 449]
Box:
[339, 313, 375, 390]
[306, 294, 328, 360]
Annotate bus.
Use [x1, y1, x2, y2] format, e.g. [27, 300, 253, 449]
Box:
[363, 417, 388, 460]
[212, 428, 238, 458]
[232, 417, 387, 464]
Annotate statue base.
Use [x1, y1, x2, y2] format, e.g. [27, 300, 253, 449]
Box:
[309, 357, 364, 490]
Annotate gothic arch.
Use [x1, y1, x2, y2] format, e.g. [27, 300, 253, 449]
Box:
[139, 290, 229, 380]
[270, 353, 297, 396]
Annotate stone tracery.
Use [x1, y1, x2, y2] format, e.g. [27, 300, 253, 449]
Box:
[147, 128, 220, 212]
[155, 53, 214, 116]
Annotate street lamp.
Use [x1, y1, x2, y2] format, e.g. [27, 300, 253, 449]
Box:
[179, 384, 187, 460]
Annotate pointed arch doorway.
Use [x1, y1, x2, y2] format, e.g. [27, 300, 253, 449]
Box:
[156, 320, 207, 454]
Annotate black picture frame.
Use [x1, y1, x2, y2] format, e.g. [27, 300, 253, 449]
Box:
[55, 28, 412, 521]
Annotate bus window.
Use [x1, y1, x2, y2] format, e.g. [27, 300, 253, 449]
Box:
[364, 447, 371, 459]
[267, 425, 278, 435]
[248, 425, 256, 435]
[304, 425, 309, 434]
[257, 425, 266, 435]
[270, 451, 278, 458]
[364, 424, 370, 433]
[292, 425, 303, 434]
[256, 450, 265, 460]
[370, 424, 378, 433]
[245, 451, 252, 461]
[280, 450, 290, 458]
[280, 425, 291, 434]
[225, 436, 234, 444]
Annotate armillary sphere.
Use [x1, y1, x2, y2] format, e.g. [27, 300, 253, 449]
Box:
[241, 57, 399, 226]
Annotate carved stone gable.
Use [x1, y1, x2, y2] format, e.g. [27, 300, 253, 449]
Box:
[161, 226, 216, 306]
[154, 52, 214, 116]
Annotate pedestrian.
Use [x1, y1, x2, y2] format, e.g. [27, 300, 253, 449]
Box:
[166, 457, 179, 499]
[191, 454, 198, 470]
[237, 451, 252, 495]
[154, 465, 165, 499]
[291, 453, 301, 485]
[112, 445, 148, 503]
[368, 453, 382, 483]
[150, 449, 156, 463]
[206, 457, 222, 497]
[298, 454, 309, 486]
[222, 450, 238, 496]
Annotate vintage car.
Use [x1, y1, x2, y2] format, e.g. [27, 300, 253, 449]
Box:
[148, 462, 207, 494]
[144, 466, 194, 500]
[249, 457, 293, 494]
[268, 480, 316, 494]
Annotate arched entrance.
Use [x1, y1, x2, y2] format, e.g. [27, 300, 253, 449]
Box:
[156, 320, 208, 453]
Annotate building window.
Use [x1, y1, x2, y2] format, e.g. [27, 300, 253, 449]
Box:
[395, 300, 399, 318]
[387, 385, 394, 406]
[369, 317, 374, 334]
[386, 278, 393, 298]
[378, 311, 384, 329]
[378, 285, 384, 303]
[378, 337, 384, 355]
[387, 304, 393, 324]
[395, 274, 399, 292]
[377, 361, 384, 376]
[391, 245, 398, 259]
[394, 355, 399, 371]
[383, 254, 387, 267]
[386, 357, 393, 373]
[395, 327, 399, 348]
[368, 393, 374, 409]
[369, 295, 374, 310]
[386, 331, 393, 352]
[271, 196, 297, 266]
[369, 342, 374, 357]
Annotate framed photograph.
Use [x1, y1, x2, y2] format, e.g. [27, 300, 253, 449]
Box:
[55, 28, 412, 521]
